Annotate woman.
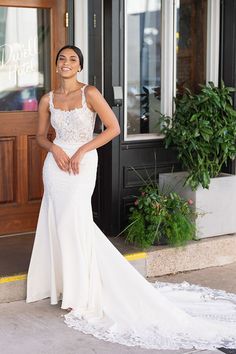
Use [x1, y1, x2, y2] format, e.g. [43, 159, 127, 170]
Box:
[26, 45, 236, 350]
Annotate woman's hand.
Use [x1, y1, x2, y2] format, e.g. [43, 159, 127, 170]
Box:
[69, 147, 86, 175]
[50, 144, 70, 172]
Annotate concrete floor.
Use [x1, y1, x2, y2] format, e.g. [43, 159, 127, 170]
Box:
[151, 261, 236, 294]
[1, 263, 236, 354]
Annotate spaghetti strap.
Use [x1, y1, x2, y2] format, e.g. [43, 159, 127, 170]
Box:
[49, 86, 88, 110]
[81, 84, 88, 106]
[48, 91, 54, 110]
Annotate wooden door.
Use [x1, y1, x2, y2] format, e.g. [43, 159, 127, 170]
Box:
[0, 0, 67, 235]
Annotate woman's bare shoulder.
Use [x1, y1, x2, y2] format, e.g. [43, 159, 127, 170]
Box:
[39, 92, 51, 106]
[38, 92, 51, 111]
[84, 84, 101, 97]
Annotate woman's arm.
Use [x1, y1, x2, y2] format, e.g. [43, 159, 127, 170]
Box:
[36, 94, 54, 152]
[70, 86, 120, 174]
[37, 94, 70, 172]
[81, 85, 121, 151]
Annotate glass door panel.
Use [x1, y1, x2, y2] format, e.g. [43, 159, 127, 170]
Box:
[125, 0, 161, 139]
[0, 7, 50, 111]
[176, 0, 207, 94]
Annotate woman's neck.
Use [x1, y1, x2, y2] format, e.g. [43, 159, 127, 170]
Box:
[59, 78, 81, 95]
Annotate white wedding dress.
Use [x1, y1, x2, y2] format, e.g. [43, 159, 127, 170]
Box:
[26, 84, 236, 350]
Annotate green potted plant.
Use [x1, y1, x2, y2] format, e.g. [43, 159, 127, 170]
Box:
[124, 183, 196, 250]
[159, 81, 236, 239]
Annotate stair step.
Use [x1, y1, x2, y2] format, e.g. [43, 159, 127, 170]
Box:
[1, 235, 236, 304]
[0, 253, 147, 303]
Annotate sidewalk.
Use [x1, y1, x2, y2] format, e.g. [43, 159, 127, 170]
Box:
[0, 263, 236, 354]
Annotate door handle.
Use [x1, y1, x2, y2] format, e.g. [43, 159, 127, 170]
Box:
[112, 86, 123, 107]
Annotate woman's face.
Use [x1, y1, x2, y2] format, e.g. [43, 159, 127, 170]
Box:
[56, 48, 80, 78]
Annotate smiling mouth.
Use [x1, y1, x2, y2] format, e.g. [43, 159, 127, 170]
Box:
[61, 67, 71, 71]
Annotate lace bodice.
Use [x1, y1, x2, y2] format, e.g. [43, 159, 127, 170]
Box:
[49, 85, 96, 144]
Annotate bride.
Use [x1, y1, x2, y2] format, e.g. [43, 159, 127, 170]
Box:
[26, 45, 236, 350]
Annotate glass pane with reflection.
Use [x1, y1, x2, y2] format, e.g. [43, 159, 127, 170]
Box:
[126, 0, 161, 137]
[176, 0, 207, 94]
[0, 7, 50, 111]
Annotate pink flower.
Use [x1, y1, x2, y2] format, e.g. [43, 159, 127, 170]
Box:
[134, 199, 139, 206]
[188, 199, 194, 205]
[141, 192, 145, 196]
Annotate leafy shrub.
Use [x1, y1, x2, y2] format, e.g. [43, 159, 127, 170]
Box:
[125, 185, 196, 249]
[160, 81, 236, 190]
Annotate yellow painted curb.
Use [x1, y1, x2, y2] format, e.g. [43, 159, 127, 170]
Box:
[0, 274, 27, 284]
[0, 253, 146, 284]
[124, 252, 147, 261]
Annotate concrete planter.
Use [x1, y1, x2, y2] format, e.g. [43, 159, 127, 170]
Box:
[159, 172, 236, 239]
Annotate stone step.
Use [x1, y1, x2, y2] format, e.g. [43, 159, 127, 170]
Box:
[0, 253, 147, 304]
[1, 234, 236, 304]
[146, 234, 236, 277]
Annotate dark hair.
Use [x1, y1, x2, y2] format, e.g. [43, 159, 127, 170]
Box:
[55, 45, 84, 70]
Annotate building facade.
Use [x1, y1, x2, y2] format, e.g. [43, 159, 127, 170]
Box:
[0, 0, 236, 238]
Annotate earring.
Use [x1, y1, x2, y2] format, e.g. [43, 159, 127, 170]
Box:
[56, 69, 58, 73]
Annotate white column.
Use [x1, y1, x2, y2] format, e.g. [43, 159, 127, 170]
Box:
[161, 0, 174, 117]
[206, 0, 220, 85]
[74, 0, 88, 84]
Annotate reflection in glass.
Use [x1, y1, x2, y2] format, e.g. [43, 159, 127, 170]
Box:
[0, 7, 50, 111]
[176, 0, 207, 94]
[126, 0, 161, 137]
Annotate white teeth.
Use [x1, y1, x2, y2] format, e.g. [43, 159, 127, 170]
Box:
[62, 67, 71, 71]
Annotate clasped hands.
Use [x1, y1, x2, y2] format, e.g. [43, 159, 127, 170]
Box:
[50, 144, 85, 175]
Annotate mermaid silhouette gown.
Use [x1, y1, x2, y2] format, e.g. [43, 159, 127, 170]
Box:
[26, 84, 236, 350]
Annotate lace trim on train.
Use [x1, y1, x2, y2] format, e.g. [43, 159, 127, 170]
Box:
[154, 281, 236, 304]
[154, 281, 236, 322]
[63, 281, 236, 350]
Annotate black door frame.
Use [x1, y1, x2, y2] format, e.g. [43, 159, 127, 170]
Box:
[220, 0, 236, 174]
[88, 0, 180, 236]
[88, 0, 236, 236]
[88, 0, 122, 235]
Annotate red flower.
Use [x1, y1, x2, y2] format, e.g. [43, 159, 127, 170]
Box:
[188, 199, 194, 205]
[134, 199, 139, 206]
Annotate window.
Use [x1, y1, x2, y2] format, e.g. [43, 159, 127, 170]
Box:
[124, 0, 220, 141]
[176, 0, 207, 94]
[125, 0, 162, 139]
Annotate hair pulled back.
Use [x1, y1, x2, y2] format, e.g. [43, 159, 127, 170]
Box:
[55, 45, 84, 70]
